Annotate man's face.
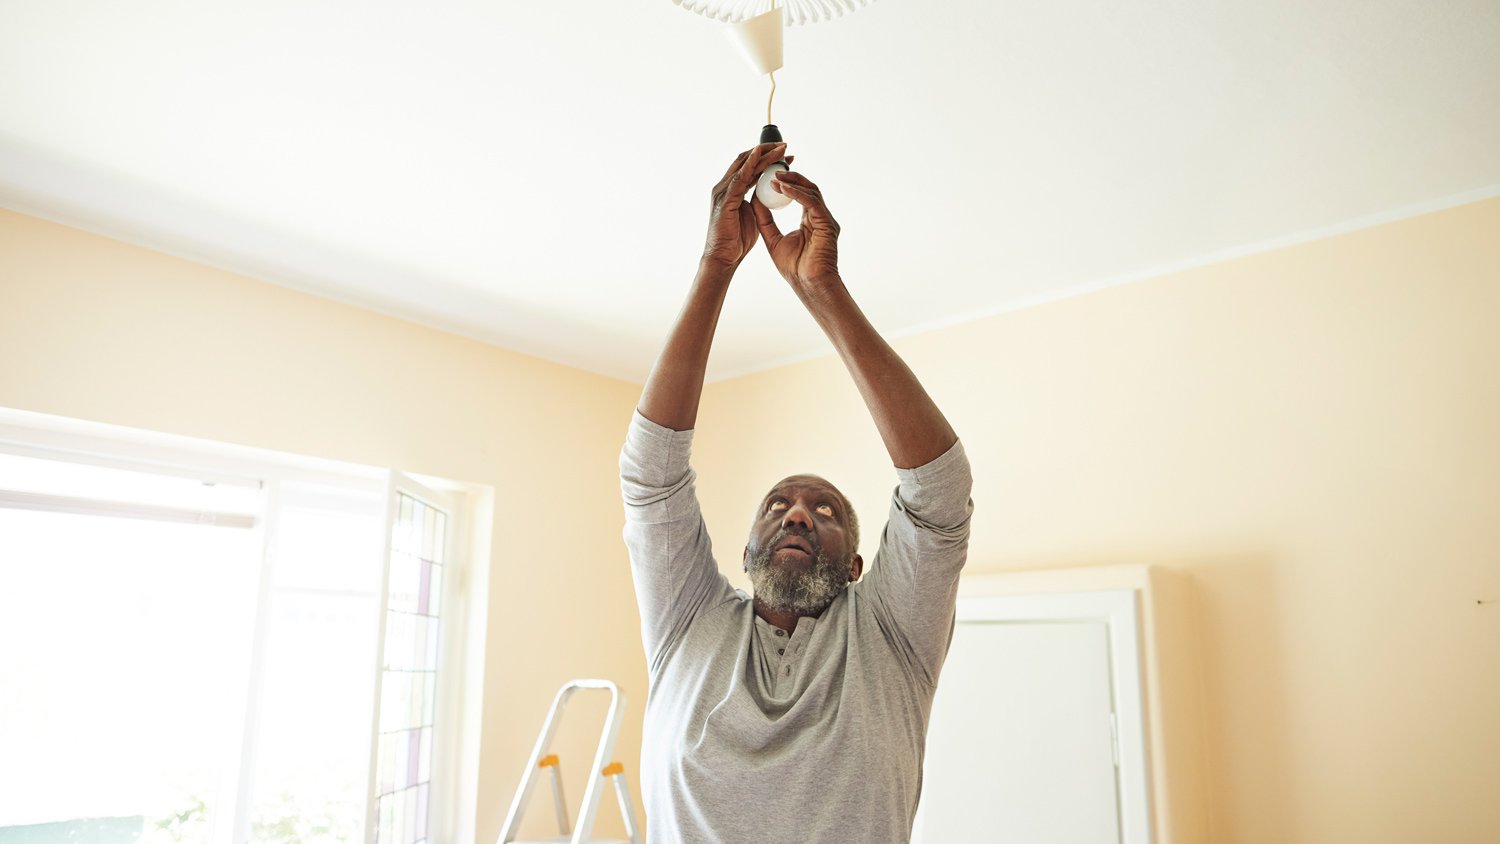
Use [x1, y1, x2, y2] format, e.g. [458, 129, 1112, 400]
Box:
[743, 475, 861, 615]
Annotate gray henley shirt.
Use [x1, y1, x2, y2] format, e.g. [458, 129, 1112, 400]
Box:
[620, 411, 973, 843]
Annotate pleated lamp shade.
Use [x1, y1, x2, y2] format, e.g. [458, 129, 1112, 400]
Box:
[672, 0, 877, 26]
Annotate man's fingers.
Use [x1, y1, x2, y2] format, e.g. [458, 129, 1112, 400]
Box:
[770, 178, 819, 204]
[727, 143, 788, 203]
[751, 193, 783, 249]
[713, 151, 754, 203]
[754, 141, 788, 162]
[773, 170, 819, 193]
[771, 177, 839, 231]
[717, 149, 753, 187]
[732, 151, 760, 195]
[774, 173, 830, 207]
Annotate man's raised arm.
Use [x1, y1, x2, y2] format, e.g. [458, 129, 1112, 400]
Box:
[623, 143, 790, 667]
[638, 142, 789, 429]
[752, 168, 970, 686]
[751, 171, 957, 469]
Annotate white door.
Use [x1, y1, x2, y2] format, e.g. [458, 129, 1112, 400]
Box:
[920, 619, 1121, 842]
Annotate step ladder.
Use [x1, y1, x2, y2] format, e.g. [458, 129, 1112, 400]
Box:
[497, 679, 642, 844]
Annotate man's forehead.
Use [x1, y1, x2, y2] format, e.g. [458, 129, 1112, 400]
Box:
[764, 474, 842, 500]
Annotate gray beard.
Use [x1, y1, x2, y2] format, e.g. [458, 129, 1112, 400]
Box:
[745, 535, 851, 616]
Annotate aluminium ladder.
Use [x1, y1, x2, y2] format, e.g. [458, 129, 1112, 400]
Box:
[497, 679, 642, 844]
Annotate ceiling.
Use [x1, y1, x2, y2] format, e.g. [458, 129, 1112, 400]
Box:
[3, 0, 1498, 383]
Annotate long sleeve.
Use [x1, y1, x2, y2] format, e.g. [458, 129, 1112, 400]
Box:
[619, 410, 738, 672]
[854, 438, 974, 689]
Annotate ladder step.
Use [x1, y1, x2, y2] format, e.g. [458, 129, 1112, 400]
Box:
[498, 680, 640, 844]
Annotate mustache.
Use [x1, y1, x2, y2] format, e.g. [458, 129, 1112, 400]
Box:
[745, 527, 850, 616]
[769, 526, 820, 553]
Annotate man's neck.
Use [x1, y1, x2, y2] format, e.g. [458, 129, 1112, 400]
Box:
[753, 600, 805, 634]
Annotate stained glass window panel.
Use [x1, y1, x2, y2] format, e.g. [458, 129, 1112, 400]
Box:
[373, 492, 446, 844]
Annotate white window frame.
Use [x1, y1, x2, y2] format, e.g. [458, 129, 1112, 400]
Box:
[0, 406, 487, 843]
[364, 471, 466, 844]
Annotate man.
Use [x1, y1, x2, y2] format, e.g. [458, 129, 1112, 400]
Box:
[619, 142, 973, 842]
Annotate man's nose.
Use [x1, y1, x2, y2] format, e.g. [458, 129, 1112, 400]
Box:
[782, 503, 813, 532]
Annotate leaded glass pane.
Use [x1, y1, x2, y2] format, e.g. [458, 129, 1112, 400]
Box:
[374, 492, 445, 843]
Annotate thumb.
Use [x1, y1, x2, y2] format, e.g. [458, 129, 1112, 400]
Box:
[751, 194, 783, 251]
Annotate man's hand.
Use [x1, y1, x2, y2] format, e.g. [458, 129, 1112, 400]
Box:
[752, 168, 957, 468]
[751, 170, 841, 290]
[702, 142, 791, 271]
[641, 144, 790, 431]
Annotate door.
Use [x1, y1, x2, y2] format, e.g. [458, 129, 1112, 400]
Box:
[915, 590, 1152, 844]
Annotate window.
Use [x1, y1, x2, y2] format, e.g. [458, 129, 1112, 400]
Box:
[0, 409, 484, 844]
[0, 452, 263, 843]
[372, 492, 449, 843]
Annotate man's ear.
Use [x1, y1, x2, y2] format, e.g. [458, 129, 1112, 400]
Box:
[743, 546, 750, 572]
[848, 554, 864, 582]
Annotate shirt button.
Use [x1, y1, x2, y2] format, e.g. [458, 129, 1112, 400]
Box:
[778, 648, 785, 655]
[774, 629, 785, 637]
[785, 666, 792, 675]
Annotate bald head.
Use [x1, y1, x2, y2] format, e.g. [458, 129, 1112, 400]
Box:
[754, 474, 860, 556]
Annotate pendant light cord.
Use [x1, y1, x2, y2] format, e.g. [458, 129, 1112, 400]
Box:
[767, 71, 776, 125]
[767, 0, 779, 124]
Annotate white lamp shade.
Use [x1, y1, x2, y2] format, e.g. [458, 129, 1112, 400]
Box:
[674, 0, 878, 26]
[726, 7, 783, 75]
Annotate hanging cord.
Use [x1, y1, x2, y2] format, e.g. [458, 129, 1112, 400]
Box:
[767, 71, 776, 125]
[767, 0, 779, 124]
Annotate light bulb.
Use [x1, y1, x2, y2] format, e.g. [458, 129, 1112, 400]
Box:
[755, 123, 793, 211]
[756, 163, 792, 210]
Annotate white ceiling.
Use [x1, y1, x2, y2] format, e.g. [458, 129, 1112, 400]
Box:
[3, 0, 1498, 383]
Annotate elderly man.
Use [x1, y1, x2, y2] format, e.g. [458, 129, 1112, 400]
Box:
[620, 142, 973, 842]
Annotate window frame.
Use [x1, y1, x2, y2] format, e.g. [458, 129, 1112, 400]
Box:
[365, 471, 466, 844]
[0, 406, 487, 843]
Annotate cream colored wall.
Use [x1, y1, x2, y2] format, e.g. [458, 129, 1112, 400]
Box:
[692, 197, 1500, 843]
[0, 209, 647, 843]
[8, 195, 1499, 842]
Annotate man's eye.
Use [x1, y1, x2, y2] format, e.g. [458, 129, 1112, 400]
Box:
[816, 504, 834, 516]
[768, 500, 787, 512]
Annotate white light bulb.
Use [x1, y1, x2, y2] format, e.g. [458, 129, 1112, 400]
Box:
[756, 162, 793, 210]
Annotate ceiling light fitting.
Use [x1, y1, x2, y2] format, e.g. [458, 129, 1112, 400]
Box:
[672, 0, 877, 27]
[672, 0, 877, 211]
